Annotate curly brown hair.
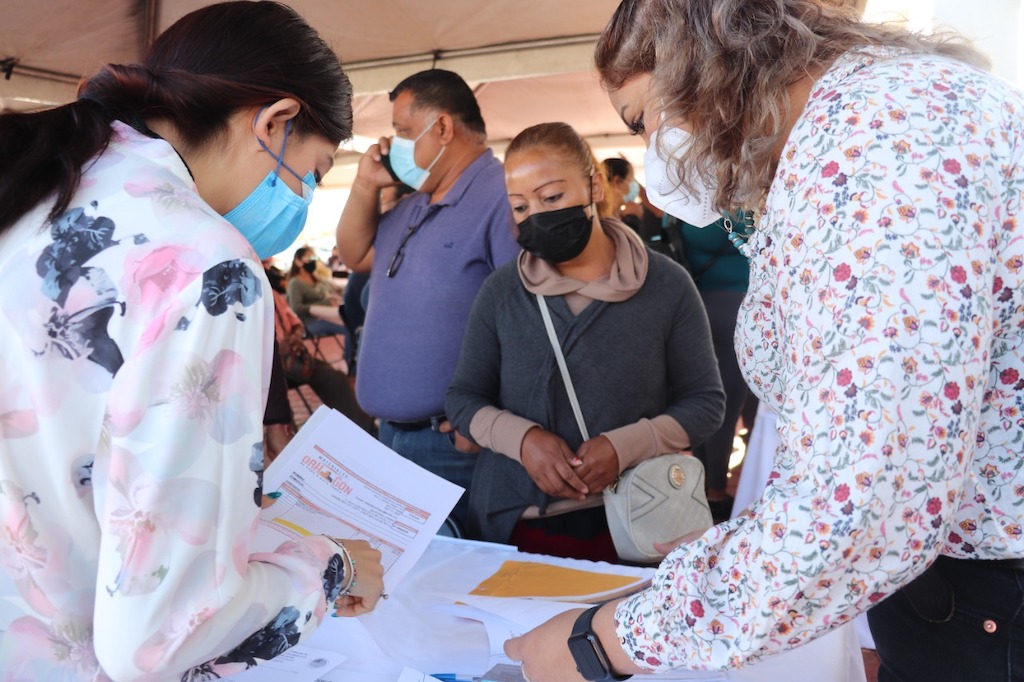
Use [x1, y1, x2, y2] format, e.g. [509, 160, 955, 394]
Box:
[595, 0, 987, 210]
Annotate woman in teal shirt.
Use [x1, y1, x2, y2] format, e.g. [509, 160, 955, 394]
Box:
[667, 212, 752, 520]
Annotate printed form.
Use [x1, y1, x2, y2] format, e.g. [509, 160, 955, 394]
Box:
[255, 406, 464, 591]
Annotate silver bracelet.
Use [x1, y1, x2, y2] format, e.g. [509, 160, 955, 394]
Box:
[333, 539, 358, 597]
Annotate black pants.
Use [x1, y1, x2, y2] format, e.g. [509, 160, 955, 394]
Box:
[868, 556, 1024, 681]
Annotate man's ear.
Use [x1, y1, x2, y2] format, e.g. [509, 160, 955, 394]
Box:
[252, 98, 302, 149]
[435, 112, 457, 145]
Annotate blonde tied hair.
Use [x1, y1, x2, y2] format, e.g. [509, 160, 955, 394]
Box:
[505, 122, 608, 210]
[597, 0, 988, 211]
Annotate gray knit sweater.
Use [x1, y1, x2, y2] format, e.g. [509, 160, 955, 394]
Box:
[445, 249, 725, 542]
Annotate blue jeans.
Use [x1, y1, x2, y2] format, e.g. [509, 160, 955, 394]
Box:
[868, 556, 1024, 681]
[378, 420, 473, 533]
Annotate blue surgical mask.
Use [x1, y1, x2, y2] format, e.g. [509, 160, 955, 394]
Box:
[224, 114, 316, 259]
[624, 179, 640, 203]
[389, 118, 445, 191]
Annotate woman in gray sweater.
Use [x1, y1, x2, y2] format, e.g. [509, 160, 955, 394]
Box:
[446, 122, 725, 561]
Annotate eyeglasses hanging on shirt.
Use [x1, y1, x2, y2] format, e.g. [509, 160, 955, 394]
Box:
[386, 203, 437, 277]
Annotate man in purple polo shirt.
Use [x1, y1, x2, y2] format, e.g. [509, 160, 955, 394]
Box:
[336, 69, 519, 530]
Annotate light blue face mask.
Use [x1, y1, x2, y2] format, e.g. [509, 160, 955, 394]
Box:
[224, 112, 316, 259]
[624, 179, 640, 203]
[389, 118, 445, 191]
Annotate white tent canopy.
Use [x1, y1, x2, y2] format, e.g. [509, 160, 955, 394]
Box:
[0, 0, 647, 187]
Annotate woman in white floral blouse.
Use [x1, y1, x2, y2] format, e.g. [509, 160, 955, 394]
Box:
[0, 2, 383, 680]
[506, 1, 1024, 681]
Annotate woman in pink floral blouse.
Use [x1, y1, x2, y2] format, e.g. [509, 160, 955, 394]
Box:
[507, 1, 1024, 681]
[0, 2, 383, 680]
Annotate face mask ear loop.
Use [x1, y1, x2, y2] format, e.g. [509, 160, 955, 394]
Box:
[586, 173, 597, 220]
[253, 106, 292, 189]
[270, 121, 291, 188]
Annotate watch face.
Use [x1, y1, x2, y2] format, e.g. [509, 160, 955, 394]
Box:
[568, 632, 610, 681]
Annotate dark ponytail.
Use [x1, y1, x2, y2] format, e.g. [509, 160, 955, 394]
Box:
[0, 98, 114, 231]
[0, 0, 352, 234]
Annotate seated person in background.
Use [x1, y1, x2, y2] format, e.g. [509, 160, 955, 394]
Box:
[286, 245, 349, 339]
[446, 122, 725, 562]
[326, 245, 345, 276]
[272, 284, 375, 435]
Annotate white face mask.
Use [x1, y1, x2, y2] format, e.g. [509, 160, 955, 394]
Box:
[643, 127, 721, 228]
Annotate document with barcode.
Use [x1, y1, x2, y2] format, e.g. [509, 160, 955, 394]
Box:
[256, 406, 464, 591]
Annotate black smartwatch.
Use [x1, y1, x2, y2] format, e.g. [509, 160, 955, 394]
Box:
[568, 605, 632, 681]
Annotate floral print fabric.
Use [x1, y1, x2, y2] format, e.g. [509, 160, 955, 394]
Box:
[616, 49, 1024, 670]
[0, 122, 346, 680]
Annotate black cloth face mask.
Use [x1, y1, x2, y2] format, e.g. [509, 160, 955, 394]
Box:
[302, 260, 318, 274]
[516, 204, 594, 263]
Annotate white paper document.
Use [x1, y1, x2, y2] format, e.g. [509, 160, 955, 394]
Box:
[222, 645, 346, 681]
[256, 406, 464, 592]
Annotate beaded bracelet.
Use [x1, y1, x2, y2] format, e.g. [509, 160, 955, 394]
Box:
[334, 540, 358, 597]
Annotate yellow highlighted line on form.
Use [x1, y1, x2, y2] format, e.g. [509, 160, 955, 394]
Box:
[272, 518, 312, 536]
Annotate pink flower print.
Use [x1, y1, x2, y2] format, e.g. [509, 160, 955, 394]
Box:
[949, 265, 967, 284]
[821, 161, 840, 178]
[834, 263, 851, 281]
[124, 168, 204, 213]
[124, 245, 206, 313]
[690, 600, 705, 618]
[837, 369, 853, 386]
[926, 497, 942, 515]
[0, 482, 58, 616]
[959, 519, 979, 533]
[4, 614, 102, 680]
[0, 409, 38, 440]
[106, 454, 220, 596]
[892, 140, 912, 155]
[944, 382, 960, 400]
[1001, 368, 1020, 385]
[834, 484, 850, 502]
[108, 349, 256, 475]
[942, 158, 962, 175]
[897, 204, 917, 221]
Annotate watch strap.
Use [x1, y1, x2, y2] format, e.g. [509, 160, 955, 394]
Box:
[570, 605, 633, 681]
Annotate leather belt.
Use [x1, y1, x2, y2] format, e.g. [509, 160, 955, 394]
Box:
[984, 557, 1024, 571]
[386, 415, 446, 432]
